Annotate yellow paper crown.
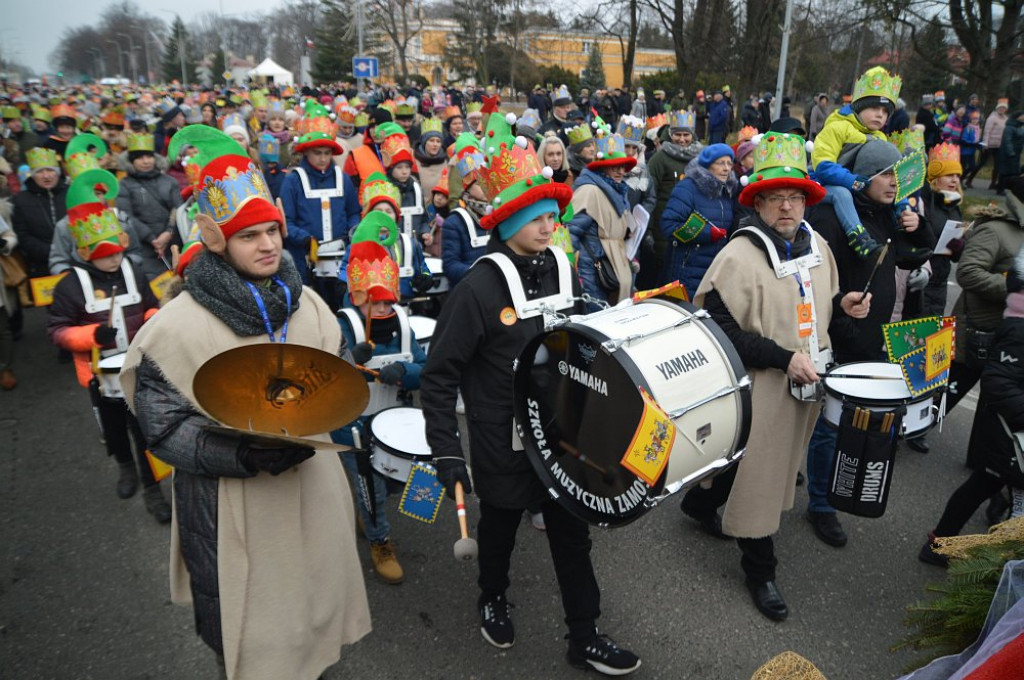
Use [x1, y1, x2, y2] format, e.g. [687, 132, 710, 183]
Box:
[126, 131, 154, 153]
[466, 102, 483, 114]
[852, 67, 901, 104]
[26, 147, 60, 172]
[566, 123, 594, 147]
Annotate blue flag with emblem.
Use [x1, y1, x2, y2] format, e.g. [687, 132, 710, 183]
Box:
[399, 463, 445, 523]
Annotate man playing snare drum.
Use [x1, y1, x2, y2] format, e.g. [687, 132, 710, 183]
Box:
[679, 133, 870, 621]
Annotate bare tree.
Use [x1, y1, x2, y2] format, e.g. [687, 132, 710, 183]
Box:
[370, 0, 424, 84]
[582, 0, 641, 87]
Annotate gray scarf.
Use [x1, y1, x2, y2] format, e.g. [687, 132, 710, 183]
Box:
[185, 250, 303, 337]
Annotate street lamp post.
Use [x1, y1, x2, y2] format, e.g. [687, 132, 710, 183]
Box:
[107, 40, 126, 79]
[119, 33, 138, 83]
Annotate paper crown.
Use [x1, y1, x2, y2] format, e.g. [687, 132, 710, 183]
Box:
[443, 105, 462, 120]
[927, 141, 963, 180]
[335, 105, 358, 124]
[669, 110, 695, 130]
[65, 133, 108, 180]
[566, 123, 594, 147]
[196, 154, 281, 239]
[616, 115, 645, 146]
[852, 66, 901, 104]
[294, 98, 341, 153]
[737, 125, 759, 142]
[517, 108, 541, 131]
[100, 108, 125, 127]
[258, 133, 280, 162]
[51, 104, 78, 124]
[1, 106, 19, 120]
[359, 171, 402, 216]
[26, 147, 60, 173]
[354, 112, 370, 128]
[476, 111, 573, 230]
[267, 100, 286, 118]
[31, 104, 52, 122]
[456, 147, 485, 185]
[889, 128, 925, 155]
[420, 117, 443, 135]
[126, 131, 154, 153]
[376, 123, 416, 168]
[395, 103, 416, 117]
[433, 165, 450, 196]
[646, 113, 666, 131]
[738, 132, 825, 207]
[249, 90, 268, 110]
[347, 211, 400, 305]
[466, 102, 483, 115]
[589, 132, 636, 172]
[378, 100, 397, 116]
[934, 90, 945, 101]
[66, 168, 126, 260]
[349, 95, 364, 110]
[553, 85, 572, 105]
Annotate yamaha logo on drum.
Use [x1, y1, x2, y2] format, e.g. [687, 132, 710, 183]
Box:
[559, 361, 609, 396]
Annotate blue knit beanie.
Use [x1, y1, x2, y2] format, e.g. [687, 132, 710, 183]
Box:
[497, 198, 559, 242]
[698, 143, 734, 168]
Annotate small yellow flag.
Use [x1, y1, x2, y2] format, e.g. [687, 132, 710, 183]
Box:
[148, 269, 176, 300]
[632, 280, 689, 304]
[620, 388, 676, 487]
[924, 326, 954, 382]
[146, 450, 174, 482]
[29, 273, 68, 306]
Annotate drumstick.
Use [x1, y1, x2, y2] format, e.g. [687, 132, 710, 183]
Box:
[107, 285, 119, 327]
[559, 440, 614, 484]
[858, 239, 890, 303]
[356, 364, 379, 377]
[364, 310, 372, 343]
[829, 373, 905, 380]
[453, 481, 478, 562]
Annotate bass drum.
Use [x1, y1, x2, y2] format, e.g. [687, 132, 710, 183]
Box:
[513, 297, 751, 527]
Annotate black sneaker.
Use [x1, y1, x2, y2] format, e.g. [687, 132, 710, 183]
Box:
[567, 633, 641, 676]
[479, 594, 514, 649]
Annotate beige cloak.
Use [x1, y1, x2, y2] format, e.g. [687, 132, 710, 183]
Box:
[571, 183, 634, 304]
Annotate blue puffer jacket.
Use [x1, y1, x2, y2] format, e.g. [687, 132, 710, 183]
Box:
[660, 158, 736, 295]
[441, 208, 489, 286]
[569, 168, 631, 309]
[280, 158, 361, 283]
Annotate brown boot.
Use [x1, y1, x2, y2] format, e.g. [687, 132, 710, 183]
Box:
[370, 539, 405, 584]
[0, 370, 16, 390]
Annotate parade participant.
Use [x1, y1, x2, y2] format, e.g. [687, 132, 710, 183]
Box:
[43, 103, 78, 159]
[811, 66, 902, 259]
[0, 213, 17, 390]
[343, 107, 392, 187]
[959, 110, 983, 183]
[280, 99, 361, 311]
[660, 143, 736, 295]
[920, 245, 1024, 565]
[565, 122, 597, 177]
[441, 105, 465, 148]
[916, 94, 940, 149]
[45, 168, 170, 522]
[264, 101, 293, 168]
[332, 104, 360, 170]
[12, 148, 67, 277]
[619, 115, 656, 213]
[378, 123, 427, 242]
[680, 132, 869, 620]
[155, 103, 186, 156]
[31, 104, 54, 138]
[919, 142, 964, 317]
[808, 94, 830, 140]
[537, 133, 572, 186]
[332, 212, 427, 584]
[537, 85, 576, 146]
[803, 140, 933, 543]
[394, 102, 420, 145]
[2, 105, 38, 169]
[569, 130, 636, 309]
[414, 117, 447, 196]
[994, 111, 1024, 196]
[966, 98, 1008, 190]
[421, 111, 641, 676]
[116, 131, 180, 280]
[120, 141, 371, 679]
[466, 102, 484, 135]
[514, 109, 542, 148]
[424, 165, 450, 257]
[708, 90, 729, 144]
[440, 141, 489, 286]
[257, 133, 286, 201]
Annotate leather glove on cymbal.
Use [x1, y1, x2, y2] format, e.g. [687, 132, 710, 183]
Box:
[434, 457, 472, 498]
[239, 442, 315, 476]
[351, 341, 374, 365]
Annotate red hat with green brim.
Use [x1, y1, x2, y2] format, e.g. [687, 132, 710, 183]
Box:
[196, 155, 282, 240]
[359, 171, 402, 217]
[176, 241, 204, 276]
[738, 133, 825, 207]
[294, 99, 342, 154]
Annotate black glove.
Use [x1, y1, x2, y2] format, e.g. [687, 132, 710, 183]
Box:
[351, 341, 374, 365]
[93, 324, 118, 347]
[434, 457, 472, 498]
[377, 361, 406, 386]
[239, 441, 315, 476]
[411, 272, 434, 294]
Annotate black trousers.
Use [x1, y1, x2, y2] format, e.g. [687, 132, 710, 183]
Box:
[477, 499, 600, 642]
[99, 397, 157, 488]
[681, 464, 778, 583]
[934, 469, 1006, 538]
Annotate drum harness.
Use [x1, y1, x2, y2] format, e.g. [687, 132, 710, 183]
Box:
[72, 259, 140, 357]
[339, 305, 413, 416]
[293, 165, 347, 271]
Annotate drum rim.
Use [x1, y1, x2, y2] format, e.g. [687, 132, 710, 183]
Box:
[366, 406, 432, 460]
[823, 361, 925, 405]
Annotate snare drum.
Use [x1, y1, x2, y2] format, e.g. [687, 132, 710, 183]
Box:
[97, 353, 126, 399]
[312, 256, 345, 279]
[367, 407, 433, 483]
[424, 257, 449, 294]
[822, 362, 937, 437]
[513, 297, 751, 527]
[408, 315, 436, 353]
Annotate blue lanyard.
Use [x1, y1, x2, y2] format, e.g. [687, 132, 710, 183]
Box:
[245, 277, 291, 343]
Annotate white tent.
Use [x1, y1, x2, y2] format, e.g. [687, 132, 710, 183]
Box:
[248, 58, 294, 86]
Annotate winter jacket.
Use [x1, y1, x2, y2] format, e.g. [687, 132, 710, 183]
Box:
[46, 259, 159, 388]
[708, 99, 730, 135]
[12, 177, 68, 276]
[967, 317, 1024, 486]
[421, 239, 584, 509]
[806, 194, 934, 363]
[648, 141, 702, 227]
[116, 168, 181, 278]
[811, 106, 888, 189]
[885, 107, 909, 135]
[440, 208, 488, 286]
[660, 158, 736, 295]
[941, 114, 964, 143]
[280, 158, 361, 283]
[741, 102, 761, 129]
[916, 107, 941, 148]
[961, 123, 982, 153]
[808, 103, 829, 139]
[952, 192, 1024, 333]
[919, 184, 963, 317]
[995, 116, 1024, 179]
[982, 110, 1008, 149]
[624, 160, 657, 214]
[569, 168, 633, 307]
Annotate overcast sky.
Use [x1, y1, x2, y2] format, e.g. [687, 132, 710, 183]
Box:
[3, 0, 267, 73]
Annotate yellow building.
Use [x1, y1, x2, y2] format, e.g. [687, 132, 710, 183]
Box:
[385, 19, 675, 88]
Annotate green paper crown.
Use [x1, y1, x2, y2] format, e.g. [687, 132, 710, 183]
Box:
[395, 103, 415, 117]
[26, 147, 60, 172]
[250, 90, 268, 109]
[1, 106, 19, 120]
[566, 123, 594, 147]
[126, 131, 154, 153]
[354, 112, 369, 128]
[421, 117, 443, 135]
[853, 66, 901, 104]
[31, 104, 52, 122]
[466, 102, 483, 114]
[749, 133, 811, 182]
[888, 128, 924, 156]
[65, 133, 108, 180]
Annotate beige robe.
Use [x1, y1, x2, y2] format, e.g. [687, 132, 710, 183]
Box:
[120, 289, 371, 680]
[695, 231, 838, 538]
[417, 159, 446, 198]
[570, 183, 634, 304]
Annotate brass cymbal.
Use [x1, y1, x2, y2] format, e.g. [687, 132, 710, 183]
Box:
[193, 343, 369, 437]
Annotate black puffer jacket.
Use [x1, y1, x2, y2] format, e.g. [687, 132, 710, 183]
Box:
[421, 240, 584, 509]
[967, 317, 1024, 486]
[116, 169, 181, 276]
[12, 177, 68, 276]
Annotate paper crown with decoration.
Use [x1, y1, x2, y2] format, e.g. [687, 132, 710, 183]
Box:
[249, 90, 268, 110]
[433, 165, 450, 196]
[65, 133, 108, 180]
[466, 102, 483, 115]
[347, 211, 401, 305]
[476, 111, 573, 232]
[669, 110, 695, 131]
[258, 133, 280, 163]
[266, 100, 286, 119]
[588, 133, 636, 172]
[126, 131, 154, 153]
[354, 111, 370, 128]
[395, 103, 416, 118]
[566, 122, 594, 148]
[616, 115, 645, 147]
[31, 104, 52, 122]
[927, 141, 962, 181]
[294, 99, 342, 154]
[1, 105, 19, 120]
[66, 168, 128, 261]
[51, 104, 79, 126]
[420, 117, 443, 136]
[517, 108, 541, 133]
[552, 84, 573, 107]
[358, 171, 402, 217]
[100, 107, 125, 128]
[738, 132, 825, 207]
[852, 66, 901, 106]
[26, 147, 61, 174]
[888, 128, 925, 156]
[375, 122, 416, 169]
[737, 125, 759, 143]
[443, 105, 463, 121]
[646, 113, 666, 131]
[335, 104, 358, 125]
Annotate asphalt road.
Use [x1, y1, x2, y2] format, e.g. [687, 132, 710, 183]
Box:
[0, 294, 989, 680]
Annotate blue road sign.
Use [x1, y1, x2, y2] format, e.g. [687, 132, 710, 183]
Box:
[352, 56, 379, 79]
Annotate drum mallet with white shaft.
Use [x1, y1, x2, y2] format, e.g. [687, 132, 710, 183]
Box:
[453, 481, 478, 562]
